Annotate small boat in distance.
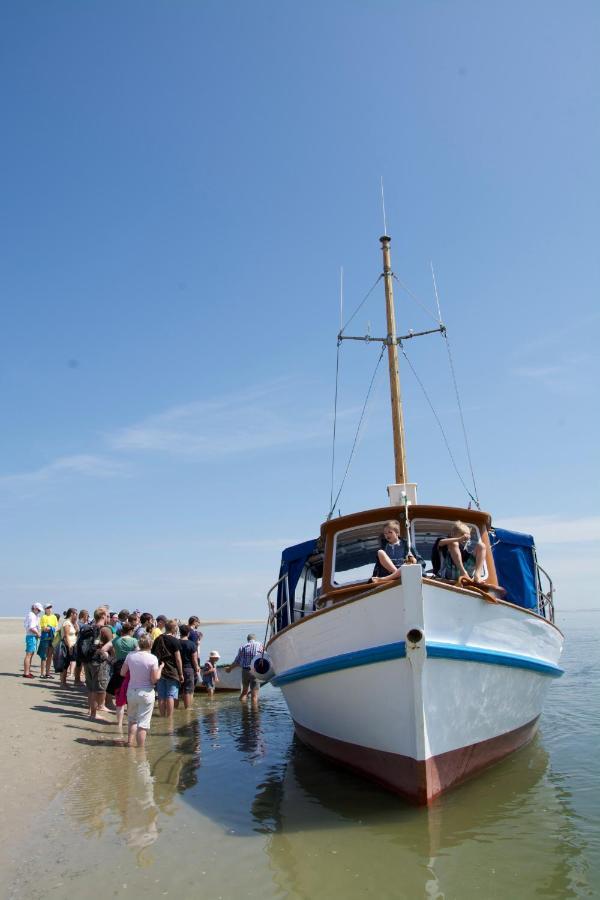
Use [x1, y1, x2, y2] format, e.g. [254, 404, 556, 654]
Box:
[262, 235, 563, 804]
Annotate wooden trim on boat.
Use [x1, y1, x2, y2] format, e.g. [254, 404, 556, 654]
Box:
[424, 578, 564, 636]
[319, 503, 498, 593]
[267, 576, 563, 649]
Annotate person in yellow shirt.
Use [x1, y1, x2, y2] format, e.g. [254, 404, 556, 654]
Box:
[151, 615, 167, 642]
[38, 603, 58, 678]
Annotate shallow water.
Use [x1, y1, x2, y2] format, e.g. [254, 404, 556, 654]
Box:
[10, 614, 599, 899]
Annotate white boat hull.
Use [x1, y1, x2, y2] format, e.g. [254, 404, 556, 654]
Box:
[268, 565, 563, 803]
[196, 664, 241, 693]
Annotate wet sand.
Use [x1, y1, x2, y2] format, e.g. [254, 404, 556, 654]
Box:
[0, 619, 107, 878]
[0, 617, 262, 887]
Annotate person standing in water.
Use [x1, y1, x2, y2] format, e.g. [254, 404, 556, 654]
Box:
[226, 634, 264, 707]
[121, 634, 163, 748]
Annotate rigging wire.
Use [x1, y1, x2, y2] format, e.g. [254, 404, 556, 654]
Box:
[399, 342, 480, 509]
[441, 331, 481, 508]
[430, 263, 481, 508]
[339, 275, 382, 335]
[392, 273, 440, 324]
[327, 343, 386, 519]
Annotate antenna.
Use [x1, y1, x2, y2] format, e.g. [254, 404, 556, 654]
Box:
[430, 261, 443, 324]
[339, 266, 344, 331]
[380, 177, 388, 236]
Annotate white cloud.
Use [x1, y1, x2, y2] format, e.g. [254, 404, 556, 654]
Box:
[495, 514, 600, 544]
[510, 365, 564, 380]
[108, 382, 340, 459]
[0, 454, 126, 490]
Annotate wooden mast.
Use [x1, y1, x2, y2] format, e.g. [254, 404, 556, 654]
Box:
[380, 235, 408, 484]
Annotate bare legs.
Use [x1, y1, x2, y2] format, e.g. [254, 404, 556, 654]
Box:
[89, 690, 106, 720]
[448, 540, 486, 581]
[127, 723, 148, 747]
[23, 651, 34, 677]
[158, 697, 175, 717]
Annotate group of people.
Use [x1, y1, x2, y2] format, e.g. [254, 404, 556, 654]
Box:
[23, 605, 265, 747]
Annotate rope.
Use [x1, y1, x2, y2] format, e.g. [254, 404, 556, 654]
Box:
[339, 275, 382, 335]
[399, 343, 480, 508]
[442, 331, 480, 508]
[327, 343, 386, 519]
[329, 339, 341, 515]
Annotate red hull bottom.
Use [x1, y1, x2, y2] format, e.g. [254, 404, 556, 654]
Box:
[293, 716, 540, 804]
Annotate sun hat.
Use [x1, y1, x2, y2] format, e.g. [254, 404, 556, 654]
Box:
[33, 603, 44, 612]
[44, 603, 53, 609]
[209, 650, 220, 659]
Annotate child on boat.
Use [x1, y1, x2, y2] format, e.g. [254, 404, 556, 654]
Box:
[201, 651, 220, 696]
[436, 521, 486, 582]
[371, 520, 421, 583]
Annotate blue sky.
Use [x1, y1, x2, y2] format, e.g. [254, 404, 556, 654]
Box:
[1, 1, 598, 618]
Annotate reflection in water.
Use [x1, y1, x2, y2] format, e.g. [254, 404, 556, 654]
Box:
[115, 757, 158, 859]
[63, 690, 591, 897]
[37, 610, 599, 900]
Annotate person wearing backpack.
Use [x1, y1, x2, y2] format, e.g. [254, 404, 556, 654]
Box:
[76, 607, 107, 712]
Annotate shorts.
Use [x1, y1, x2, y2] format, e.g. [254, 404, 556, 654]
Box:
[202, 673, 216, 689]
[127, 689, 155, 730]
[88, 659, 111, 692]
[180, 667, 196, 695]
[241, 668, 259, 691]
[157, 676, 180, 700]
[25, 634, 38, 654]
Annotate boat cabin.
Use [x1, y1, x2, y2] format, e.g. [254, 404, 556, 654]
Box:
[271, 504, 554, 632]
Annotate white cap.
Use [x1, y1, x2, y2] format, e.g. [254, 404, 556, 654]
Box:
[209, 650, 220, 659]
[33, 603, 43, 612]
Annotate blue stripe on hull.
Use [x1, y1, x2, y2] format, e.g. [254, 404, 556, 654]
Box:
[271, 641, 407, 687]
[271, 640, 563, 686]
[425, 641, 563, 677]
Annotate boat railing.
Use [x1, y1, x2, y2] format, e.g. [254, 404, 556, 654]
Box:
[266, 573, 290, 638]
[536, 561, 555, 623]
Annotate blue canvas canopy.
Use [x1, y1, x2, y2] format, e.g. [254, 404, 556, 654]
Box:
[276, 539, 319, 629]
[489, 528, 538, 611]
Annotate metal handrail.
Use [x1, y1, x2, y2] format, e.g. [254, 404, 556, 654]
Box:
[266, 572, 290, 638]
[536, 562, 555, 623]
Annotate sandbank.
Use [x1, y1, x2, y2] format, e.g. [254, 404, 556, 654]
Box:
[0, 619, 110, 877]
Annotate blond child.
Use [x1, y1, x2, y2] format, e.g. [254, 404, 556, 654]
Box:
[438, 521, 486, 582]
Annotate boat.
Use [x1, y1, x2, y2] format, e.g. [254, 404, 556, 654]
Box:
[196, 664, 242, 693]
[260, 234, 563, 804]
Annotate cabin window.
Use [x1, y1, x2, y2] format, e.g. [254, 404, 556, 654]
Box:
[332, 521, 390, 587]
[410, 518, 487, 579]
[293, 564, 322, 619]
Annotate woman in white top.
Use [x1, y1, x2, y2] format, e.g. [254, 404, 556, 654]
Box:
[121, 633, 164, 747]
[60, 608, 79, 686]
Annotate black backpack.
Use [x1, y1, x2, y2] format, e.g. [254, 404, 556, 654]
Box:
[76, 624, 98, 663]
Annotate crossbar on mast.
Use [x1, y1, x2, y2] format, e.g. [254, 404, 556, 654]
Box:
[338, 325, 445, 344]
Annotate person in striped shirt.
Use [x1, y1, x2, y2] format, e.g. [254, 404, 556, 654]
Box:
[226, 634, 264, 707]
